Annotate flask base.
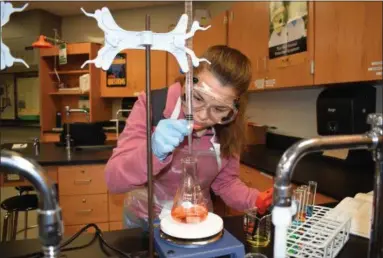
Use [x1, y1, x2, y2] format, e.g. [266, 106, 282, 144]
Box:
[160, 212, 223, 239]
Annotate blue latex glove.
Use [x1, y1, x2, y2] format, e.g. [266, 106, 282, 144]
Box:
[152, 119, 190, 161]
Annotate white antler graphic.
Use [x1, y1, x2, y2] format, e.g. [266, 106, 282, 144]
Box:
[1, 2, 29, 70]
[80, 7, 210, 72]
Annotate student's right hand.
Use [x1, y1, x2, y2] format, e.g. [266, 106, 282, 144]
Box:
[152, 119, 190, 161]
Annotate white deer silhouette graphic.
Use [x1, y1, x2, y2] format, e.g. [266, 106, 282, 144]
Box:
[80, 7, 210, 72]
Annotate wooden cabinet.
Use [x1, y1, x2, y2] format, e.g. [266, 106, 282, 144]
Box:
[100, 50, 167, 97]
[167, 11, 229, 85]
[64, 223, 109, 236]
[228, 2, 315, 90]
[228, 2, 269, 91]
[39, 43, 112, 140]
[54, 164, 126, 235]
[228, 2, 381, 90]
[58, 165, 108, 196]
[225, 164, 337, 216]
[314, 1, 383, 84]
[60, 194, 109, 226]
[108, 193, 125, 224]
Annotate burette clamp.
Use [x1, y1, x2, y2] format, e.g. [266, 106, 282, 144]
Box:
[80, 7, 211, 72]
[1, 2, 30, 70]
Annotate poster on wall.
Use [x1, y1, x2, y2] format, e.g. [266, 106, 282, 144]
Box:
[107, 53, 127, 87]
[269, 1, 308, 59]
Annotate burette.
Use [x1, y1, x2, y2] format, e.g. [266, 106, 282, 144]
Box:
[185, 0, 194, 155]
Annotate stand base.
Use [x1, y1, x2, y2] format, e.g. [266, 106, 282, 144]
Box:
[154, 227, 245, 258]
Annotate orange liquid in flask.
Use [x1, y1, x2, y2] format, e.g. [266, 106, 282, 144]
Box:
[171, 204, 208, 224]
[171, 156, 208, 224]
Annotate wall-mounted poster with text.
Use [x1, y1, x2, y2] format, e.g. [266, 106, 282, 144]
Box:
[269, 1, 308, 59]
[107, 53, 127, 87]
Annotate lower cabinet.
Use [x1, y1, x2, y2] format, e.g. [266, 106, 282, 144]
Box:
[55, 164, 125, 236]
[64, 223, 110, 236]
[51, 163, 337, 235]
[221, 164, 338, 216]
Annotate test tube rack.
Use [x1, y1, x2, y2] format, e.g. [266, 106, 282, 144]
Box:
[286, 205, 351, 258]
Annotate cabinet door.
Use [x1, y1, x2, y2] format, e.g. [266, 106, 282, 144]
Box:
[166, 11, 228, 85]
[228, 2, 269, 91]
[314, 2, 383, 84]
[266, 1, 315, 89]
[101, 50, 167, 97]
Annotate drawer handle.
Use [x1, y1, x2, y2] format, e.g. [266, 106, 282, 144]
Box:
[74, 179, 92, 185]
[77, 209, 93, 214]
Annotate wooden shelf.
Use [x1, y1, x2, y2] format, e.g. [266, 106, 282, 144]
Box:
[40, 43, 95, 57]
[49, 70, 89, 75]
[49, 90, 88, 96]
[40, 42, 112, 132]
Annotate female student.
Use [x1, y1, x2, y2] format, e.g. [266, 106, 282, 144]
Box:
[105, 45, 267, 229]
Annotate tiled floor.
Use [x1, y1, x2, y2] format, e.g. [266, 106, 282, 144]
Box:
[1, 126, 40, 241]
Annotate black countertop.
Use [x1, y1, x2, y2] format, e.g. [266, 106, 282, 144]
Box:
[240, 144, 374, 201]
[0, 216, 370, 258]
[0, 142, 115, 166]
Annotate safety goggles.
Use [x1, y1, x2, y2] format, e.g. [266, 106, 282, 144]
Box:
[182, 78, 239, 125]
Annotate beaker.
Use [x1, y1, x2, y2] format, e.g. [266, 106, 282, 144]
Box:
[243, 207, 272, 247]
[171, 156, 208, 224]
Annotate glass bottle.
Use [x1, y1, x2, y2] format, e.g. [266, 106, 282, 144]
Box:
[171, 156, 208, 224]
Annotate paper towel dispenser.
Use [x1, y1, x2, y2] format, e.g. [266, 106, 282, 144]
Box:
[316, 84, 376, 135]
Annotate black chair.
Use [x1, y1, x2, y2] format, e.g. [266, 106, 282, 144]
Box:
[1, 186, 38, 242]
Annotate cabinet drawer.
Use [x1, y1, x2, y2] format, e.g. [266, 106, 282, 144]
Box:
[45, 166, 58, 183]
[109, 221, 124, 231]
[109, 194, 125, 222]
[41, 133, 60, 143]
[64, 222, 109, 236]
[58, 165, 107, 195]
[60, 194, 108, 225]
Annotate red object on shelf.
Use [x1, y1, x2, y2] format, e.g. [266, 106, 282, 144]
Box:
[32, 35, 53, 48]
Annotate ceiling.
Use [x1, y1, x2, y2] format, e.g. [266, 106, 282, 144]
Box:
[17, 1, 179, 17]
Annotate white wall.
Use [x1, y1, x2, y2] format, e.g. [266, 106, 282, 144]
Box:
[246, 84, 383, 138]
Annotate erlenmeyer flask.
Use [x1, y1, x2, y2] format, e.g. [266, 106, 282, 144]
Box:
[171, 156, 208, 224]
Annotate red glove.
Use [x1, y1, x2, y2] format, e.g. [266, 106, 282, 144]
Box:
[255, 187, 274, 215]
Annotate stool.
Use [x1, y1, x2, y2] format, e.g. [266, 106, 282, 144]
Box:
[1, 187, 38, 242]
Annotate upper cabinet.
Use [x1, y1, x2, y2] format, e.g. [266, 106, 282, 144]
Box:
[167, 11, 229, 85]
[228, 1, 382, 90]
[314, 1, 383, 85]
[228, 2, 269, 91]
[100, 49, 167, 97]
[228, 2, 315, 90]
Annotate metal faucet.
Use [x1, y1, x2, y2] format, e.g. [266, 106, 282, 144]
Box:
[115, 109, 131, 138]
[64, 106, 89, 151]
[33, 137, 40, 156]
[272, 113, 383, 258]
[0, 149, 63, 258]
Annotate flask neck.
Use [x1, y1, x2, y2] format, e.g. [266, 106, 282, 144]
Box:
[181, 156, 198, 178]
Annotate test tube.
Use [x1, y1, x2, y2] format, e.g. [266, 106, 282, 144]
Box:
[298, 186, 308, 222]
[306, 181, 317, 217]
[292, 188, 303, 224]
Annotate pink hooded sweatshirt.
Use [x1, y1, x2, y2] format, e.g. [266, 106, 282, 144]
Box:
[105, 82, 260, 218]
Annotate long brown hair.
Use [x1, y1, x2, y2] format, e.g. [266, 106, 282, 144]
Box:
[176, 45, 252, 158]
